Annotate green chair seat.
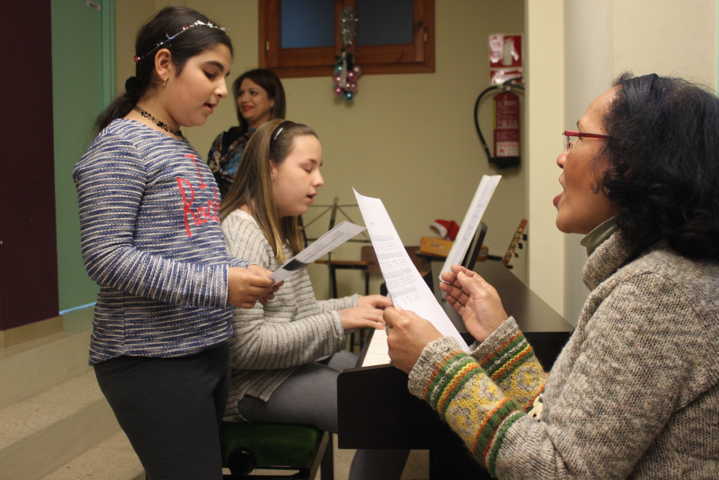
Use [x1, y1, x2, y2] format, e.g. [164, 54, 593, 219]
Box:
[221, 421, 333, 479]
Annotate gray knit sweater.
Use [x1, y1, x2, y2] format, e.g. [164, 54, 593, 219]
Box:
[408, 232, 719, 478]
[221, 209, 357, 417]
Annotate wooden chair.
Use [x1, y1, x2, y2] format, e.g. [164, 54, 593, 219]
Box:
[221, 421, 334, 480]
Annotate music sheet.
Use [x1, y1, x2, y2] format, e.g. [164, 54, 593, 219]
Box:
[353, 189, 468, 351]
[440, 175, 501, 276]
[271, 221, 365, 282]
[362, 329, 390, 367]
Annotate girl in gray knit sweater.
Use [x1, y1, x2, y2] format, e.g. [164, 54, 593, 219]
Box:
[385, 74, 719, 478]
[220, 120, 409, 479]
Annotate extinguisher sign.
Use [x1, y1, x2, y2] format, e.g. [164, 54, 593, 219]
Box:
[489, 33, 523, 85]
[489, 34, 522, 70]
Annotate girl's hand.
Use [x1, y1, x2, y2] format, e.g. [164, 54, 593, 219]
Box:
[339, 306, 385, 331]
[357, 294, 392, 309]
[228, 265, 275, 308]
[384, 307, 442, 374]
[439, 265, 508, 341]
[260, 280, 283, 305]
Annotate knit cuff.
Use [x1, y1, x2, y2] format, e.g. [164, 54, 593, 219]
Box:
[330, 310, 345, 338]
[348, 293, 360, 308]
[229, 257, 249, 268]
[408, 336, 467, 401]
[471, 317, 536, 385]
[470, 316, 520, 358]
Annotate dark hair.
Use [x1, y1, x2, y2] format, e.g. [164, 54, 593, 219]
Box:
[232, 68, 286, 132]
[600, 73, 719, 260]
[221, 120, 317, 261]
[95, 6, 232, 132]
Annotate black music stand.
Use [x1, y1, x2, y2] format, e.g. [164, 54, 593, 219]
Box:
[302, 198, 370, 298]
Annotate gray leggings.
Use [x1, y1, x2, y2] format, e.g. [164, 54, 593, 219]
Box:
[237, 351, 408, 480]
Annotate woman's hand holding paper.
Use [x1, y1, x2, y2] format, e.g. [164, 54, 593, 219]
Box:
[384, 307, 443, 374]
[439, 265, 508, 342]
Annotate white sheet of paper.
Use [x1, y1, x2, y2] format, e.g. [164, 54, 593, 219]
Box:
[440, 175, 501, 276]
[271, 221, 365, 282]
[362, 328, 390, 367]
[353, 189, 468, 350]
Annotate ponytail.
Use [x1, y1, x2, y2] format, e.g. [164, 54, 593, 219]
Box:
[94, 77, 144, 132]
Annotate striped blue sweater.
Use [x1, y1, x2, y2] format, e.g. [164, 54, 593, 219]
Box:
[73, 119, 247, 364]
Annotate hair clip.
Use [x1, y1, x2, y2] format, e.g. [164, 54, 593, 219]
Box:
[271, 120, 294, 144]
[271, 127, 285, 142]
[134, 19, 227, 63]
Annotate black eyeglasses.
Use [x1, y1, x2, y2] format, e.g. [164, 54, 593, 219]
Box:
[563, 130, 610, 151]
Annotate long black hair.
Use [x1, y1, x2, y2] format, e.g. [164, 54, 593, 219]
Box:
[95, 6, 232, 132]
[232, 68, 286, 132]
[601, 73, 719, 260]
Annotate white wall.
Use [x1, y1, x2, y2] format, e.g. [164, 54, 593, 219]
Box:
[525, 0, 566, 315]
[530, 0, 718, 323]
[562, 1, 613, 324]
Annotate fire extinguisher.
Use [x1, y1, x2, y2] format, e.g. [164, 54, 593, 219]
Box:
[474, 80, 524, 169]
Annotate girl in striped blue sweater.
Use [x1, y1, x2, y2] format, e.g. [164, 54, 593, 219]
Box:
[73, 7, 275, 480]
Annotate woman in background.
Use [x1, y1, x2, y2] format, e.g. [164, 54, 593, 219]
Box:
[208, 68, 286, 196]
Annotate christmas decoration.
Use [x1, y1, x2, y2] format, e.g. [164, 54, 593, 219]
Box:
[332, 6, 362, 102]
[430, 219, 460, 241]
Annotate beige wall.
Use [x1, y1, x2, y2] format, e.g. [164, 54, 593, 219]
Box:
[611, 1, 716, 85]
[116, 0, 527, 298]
[524, 0, 566, 315]
[526, 0, 718, 322]
[115, 1, 718, 319]
[562, 0, 613, 324]
[564, 0, 717, 323]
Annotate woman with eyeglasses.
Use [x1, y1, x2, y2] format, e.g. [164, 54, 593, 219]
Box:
[383, 73, 719, 478]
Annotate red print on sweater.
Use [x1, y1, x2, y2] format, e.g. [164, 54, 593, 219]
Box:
[177, 154, 220, 237]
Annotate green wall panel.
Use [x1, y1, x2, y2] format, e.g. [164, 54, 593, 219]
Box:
[52, 0, 115, 312]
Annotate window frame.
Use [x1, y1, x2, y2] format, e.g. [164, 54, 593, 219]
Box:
[258, 0, 435, 78]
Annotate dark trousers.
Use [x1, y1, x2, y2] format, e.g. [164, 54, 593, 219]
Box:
[94, 342, 230, 480]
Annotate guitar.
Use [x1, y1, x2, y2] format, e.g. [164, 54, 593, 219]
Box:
[502, 219, 528, 269]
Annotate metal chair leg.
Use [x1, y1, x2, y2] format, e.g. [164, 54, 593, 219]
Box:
[320, 433, 334, 480]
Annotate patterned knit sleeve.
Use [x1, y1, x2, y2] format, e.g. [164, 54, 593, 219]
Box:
[223, 212, 345, 370]
[408, 337, 533, 478]
[407, 275, 705, 479]
[73, 133, 229, 308]
[469, 317, 547, 410]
